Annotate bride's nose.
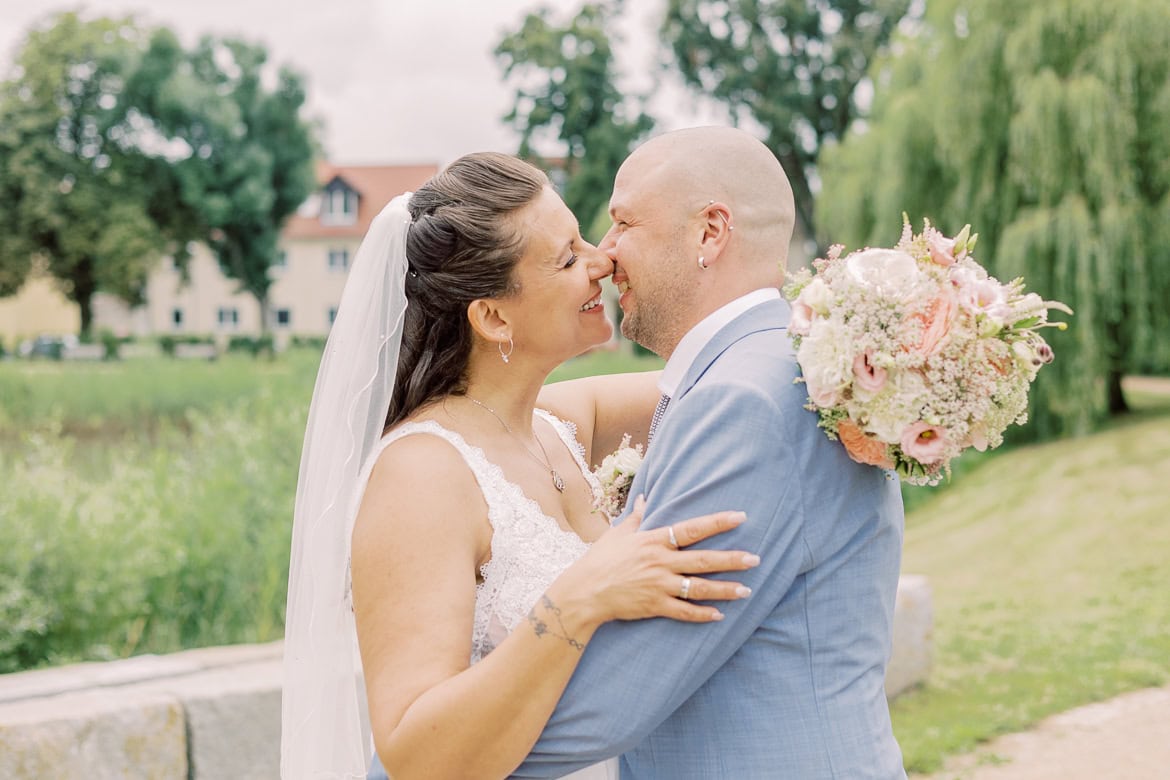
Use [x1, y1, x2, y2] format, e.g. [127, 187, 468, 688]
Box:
[585, 244, 615, 280]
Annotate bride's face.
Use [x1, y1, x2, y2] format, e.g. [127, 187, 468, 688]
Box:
[500, 187, 614, 364]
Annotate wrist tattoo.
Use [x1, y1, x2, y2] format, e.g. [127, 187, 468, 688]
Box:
[527, 595, 585, 651]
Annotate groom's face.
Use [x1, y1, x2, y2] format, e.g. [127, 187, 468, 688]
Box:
[601, 157, 698, 358]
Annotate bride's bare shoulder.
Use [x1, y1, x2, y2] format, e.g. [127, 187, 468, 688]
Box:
[368, 424, 476, 498]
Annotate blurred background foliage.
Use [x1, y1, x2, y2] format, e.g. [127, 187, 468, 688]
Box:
[818, 0, 1170, 440]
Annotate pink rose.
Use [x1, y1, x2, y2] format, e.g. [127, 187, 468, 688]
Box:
[927, 231, 957, 267]
[900, 421, 949, 465]
[852, 350, 888, 393]
[790, 300, 813, 336]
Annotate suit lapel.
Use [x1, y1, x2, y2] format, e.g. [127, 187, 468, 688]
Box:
[673, 297, 791, 404]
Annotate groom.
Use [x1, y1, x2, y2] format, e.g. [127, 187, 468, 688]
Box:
[513, 127, 907, 778]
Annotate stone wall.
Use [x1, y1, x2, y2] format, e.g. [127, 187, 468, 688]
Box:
[0, 577, 931, 778]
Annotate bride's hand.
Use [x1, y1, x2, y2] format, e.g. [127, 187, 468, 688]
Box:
[560, 496, 759, 626]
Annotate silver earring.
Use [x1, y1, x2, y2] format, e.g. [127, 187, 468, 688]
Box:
[499, 336, 514, 364]
[708, 200, 734, 231]
[698, 256, 708, 270]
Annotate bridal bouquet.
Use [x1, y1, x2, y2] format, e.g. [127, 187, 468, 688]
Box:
[783, 219, 1071, 485]
[592, 434, 643, 517]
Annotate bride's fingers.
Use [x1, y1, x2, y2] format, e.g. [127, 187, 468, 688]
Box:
[668, 510, 747, 547]
[659, 596, 726, 623]
[613, 494, 646, 532]
[627, 498, 645, 528]
[669, 575, 752, 603]
[667, 549, 761, 574]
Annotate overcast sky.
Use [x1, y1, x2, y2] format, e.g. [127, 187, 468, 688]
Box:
[0, 0, 729, 166]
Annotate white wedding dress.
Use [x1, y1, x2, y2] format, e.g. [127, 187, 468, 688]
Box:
[371, 409, 619, 780]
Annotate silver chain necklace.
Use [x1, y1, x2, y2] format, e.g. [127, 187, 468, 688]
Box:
[465, 396, 566, 492]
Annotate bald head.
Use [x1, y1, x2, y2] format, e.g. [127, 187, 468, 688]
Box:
[604, 126, 797, 357]
[619, 126, 796, 265]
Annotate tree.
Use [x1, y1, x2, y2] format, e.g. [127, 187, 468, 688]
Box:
[137, 34, 318, 334]
[0, 13, 171, 334]
[497, 2, 653, 238]
[660, 0, 915, 245]
[818, 0, 1170, 437]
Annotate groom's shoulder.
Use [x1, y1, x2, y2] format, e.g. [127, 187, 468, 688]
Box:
[708, 324, 799, 393]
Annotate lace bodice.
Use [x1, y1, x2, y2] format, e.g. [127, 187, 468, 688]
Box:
[369, 409, 601, 662]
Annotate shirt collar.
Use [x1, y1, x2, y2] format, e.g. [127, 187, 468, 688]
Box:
[657, 287, 782, 397]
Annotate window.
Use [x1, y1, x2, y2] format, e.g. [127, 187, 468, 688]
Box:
[322, 183, 358, 225]
[171, 308, 184, 329]
[217, 307, 240, 330]
[274, 308, 292, 328]
[328, 307, 338, 326]
[328, 248, 349, 271]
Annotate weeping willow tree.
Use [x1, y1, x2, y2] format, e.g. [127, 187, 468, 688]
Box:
[818, 0, 1170, 439]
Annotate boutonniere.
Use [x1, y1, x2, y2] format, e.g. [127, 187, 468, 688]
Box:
[592, 434, 644, 518]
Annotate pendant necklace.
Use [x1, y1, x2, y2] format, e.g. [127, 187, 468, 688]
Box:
[466, 396, 565, 492]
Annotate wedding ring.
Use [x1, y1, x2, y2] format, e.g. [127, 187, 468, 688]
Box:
[679, 577, 691, 600]
[666, 525, 679, 548]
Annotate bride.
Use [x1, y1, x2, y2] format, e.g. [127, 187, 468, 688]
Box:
[281, 153, 757, 779]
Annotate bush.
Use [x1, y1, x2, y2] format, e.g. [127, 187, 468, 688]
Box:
[98, 330, 122, 360]
[158, 334, 214, 357]
[0, 394, 304, 671]
[227, 334, 275, 357]
[289, 334, 327, 351]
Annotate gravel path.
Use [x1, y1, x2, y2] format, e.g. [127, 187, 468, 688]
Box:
[914, 685, 1170, 780]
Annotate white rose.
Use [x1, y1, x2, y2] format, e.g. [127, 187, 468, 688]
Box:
[797, 318, 853, 408]
[797, 277, 833, 315]
[845, 249, 920, 298]
[864, 369, 926, 442]
[611, 447, 643, 474]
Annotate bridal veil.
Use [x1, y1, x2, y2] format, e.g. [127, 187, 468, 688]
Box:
[281, 194, 412, 779]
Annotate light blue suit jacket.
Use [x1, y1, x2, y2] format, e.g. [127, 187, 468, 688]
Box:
[513, 298, 906, 779]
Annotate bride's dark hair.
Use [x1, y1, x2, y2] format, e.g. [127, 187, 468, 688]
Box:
[384, 152, 548, 430]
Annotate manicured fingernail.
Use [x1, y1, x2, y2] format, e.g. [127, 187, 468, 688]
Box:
[742, 553, 761, 567]
[735, 586, 752, 598]
[729, 511, 747, 524]
[711, 611, 724, 621]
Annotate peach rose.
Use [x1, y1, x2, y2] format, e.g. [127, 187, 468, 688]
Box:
[900, 421, 949, 465]
[914, 290, 957, 356]
[838, 419, 895, 469]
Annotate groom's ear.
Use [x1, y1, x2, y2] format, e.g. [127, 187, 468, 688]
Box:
[698, 201, 734, 263]
[467, 298, 511, 344]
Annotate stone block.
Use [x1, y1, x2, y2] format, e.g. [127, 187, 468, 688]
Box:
[147, 658, 283, 779]
[886, 574, 933, 699]
[0, 689, 186, 779]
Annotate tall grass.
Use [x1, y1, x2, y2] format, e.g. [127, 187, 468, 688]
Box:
[0, 348, 661, 672]
[0, 394, 304, 672]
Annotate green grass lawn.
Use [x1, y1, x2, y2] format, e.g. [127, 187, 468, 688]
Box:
[893, 388, 1170, 773]
[0, 349, 323, 437]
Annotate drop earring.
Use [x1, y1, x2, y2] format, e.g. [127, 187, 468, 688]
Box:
[499, 336, 514, 364]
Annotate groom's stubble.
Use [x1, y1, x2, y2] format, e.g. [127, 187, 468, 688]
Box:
[618, 223, 698, 360]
